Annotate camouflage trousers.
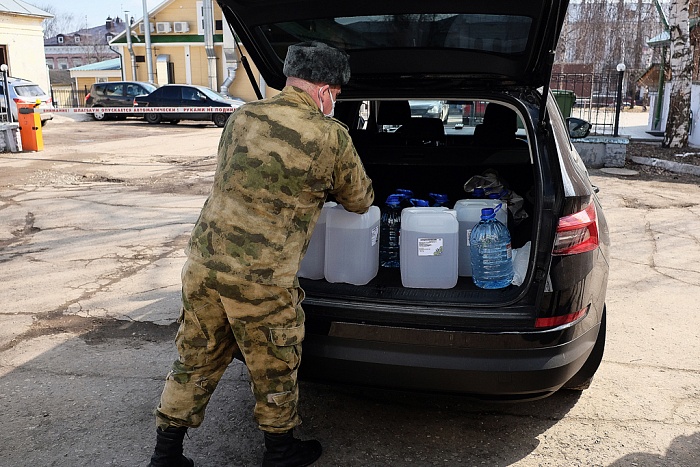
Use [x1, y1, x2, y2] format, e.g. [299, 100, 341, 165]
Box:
[155, 259, 305, 433]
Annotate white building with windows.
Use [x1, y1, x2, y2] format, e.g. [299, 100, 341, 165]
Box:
[0, 1, 52, 90]
[44, 17, 126, 71]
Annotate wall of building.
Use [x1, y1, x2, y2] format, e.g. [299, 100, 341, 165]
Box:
[119, 42, 275, 102]
[114, 0, 277, 102]
[0, 13, 50, 92]
[46, 45, 117, 70]
[147, 0, 221, 26]
[647, 82, 700, 148]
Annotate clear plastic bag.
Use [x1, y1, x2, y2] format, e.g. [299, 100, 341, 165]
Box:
[510, 241, 531, 286]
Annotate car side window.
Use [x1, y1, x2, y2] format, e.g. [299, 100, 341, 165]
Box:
[182, 87, 199, 101]
[126, 84, 144, 97]
[161, 87, 180, 100]
[105, 84, 123, 96]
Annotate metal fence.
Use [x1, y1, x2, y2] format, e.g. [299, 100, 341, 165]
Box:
[550, 71, 624, 136]
[50, 88, 89, 109]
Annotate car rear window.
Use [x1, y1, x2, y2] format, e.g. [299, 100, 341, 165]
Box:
[14, 85, 46, 97]
[263, 14, 532, 56]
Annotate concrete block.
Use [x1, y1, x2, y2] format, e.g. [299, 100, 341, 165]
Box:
[573, 136, 629, 168]
[0, 122, 20, 152]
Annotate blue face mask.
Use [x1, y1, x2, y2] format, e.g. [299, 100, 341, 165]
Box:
[318, 86, 336, 117]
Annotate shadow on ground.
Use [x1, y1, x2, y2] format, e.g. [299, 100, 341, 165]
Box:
[1, 317, 584, 466]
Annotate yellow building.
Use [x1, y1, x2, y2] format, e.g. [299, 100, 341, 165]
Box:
[110, 0, 274, 102]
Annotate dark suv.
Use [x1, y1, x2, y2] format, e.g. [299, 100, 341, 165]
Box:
[218, 0, 609, 400]
[85, 81, 157, 120]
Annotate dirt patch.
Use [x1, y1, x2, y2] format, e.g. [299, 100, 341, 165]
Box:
[623, 141, 700, 183]
[627, 141, 700, 165]
[0, 314, 178, 352]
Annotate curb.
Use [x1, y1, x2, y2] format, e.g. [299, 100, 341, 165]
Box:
[629, 156, 700, 177]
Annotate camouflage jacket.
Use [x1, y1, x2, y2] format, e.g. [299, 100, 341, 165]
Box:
[186, 86, 374, 288]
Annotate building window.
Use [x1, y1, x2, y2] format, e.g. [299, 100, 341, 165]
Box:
[46, 59, 55, 69]
[57, 36, 64, 44]
[74, 35, 81, 43]
[196, 1, 204, 35]
[58, 58, 69, 70]
[106, 34, 113, 42]
[72, 58, 82, 67]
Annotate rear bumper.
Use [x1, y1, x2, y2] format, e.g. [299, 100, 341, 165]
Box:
[299, 320, 600, 400]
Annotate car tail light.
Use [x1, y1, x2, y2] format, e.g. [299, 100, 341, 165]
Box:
[85, 93, 91, 103]
[535, 307, 588, 328]
[553, 201, 599, 255]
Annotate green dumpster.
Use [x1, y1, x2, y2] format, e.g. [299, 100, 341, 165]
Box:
[552, 90, 576, 118]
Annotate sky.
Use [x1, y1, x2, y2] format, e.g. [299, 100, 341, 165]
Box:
[34, 1, 160, 29]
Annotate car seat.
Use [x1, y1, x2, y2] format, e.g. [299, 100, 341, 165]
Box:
[376, 100, 411, 129]
[395, 117, 445, 145]
[472, 103, 527, 147]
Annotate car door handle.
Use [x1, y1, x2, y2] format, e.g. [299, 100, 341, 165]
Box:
[592, 185, 600, 193]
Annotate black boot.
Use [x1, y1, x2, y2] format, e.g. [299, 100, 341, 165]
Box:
[261, 430, 322, 467]
[148, 426, 195, 467]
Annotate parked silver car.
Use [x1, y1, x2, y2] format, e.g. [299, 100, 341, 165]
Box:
[0, 77, 53, 125]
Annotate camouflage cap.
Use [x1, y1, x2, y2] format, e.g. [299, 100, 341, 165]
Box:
[283, 41, 350, 85]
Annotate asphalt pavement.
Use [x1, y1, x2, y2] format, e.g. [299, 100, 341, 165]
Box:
[0, 114, 698, 466]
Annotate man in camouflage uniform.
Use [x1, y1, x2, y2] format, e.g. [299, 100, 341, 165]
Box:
[148, 41, 374, 467]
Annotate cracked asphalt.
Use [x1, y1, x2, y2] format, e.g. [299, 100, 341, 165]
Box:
[1, 115, 699, 466]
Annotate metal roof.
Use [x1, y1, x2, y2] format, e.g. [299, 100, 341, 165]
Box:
[0, 0, 52, 18]
[70, 58, 122, 71]
[646, 18, 700, 47]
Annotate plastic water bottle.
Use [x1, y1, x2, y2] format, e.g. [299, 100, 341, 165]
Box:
[396, 188, 414, 209]
[470, 207, 513, 289]
[380, 194, 402, 267]
[429, 192, 450, 207]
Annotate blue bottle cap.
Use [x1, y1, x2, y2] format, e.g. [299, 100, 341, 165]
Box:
[410, 198, 430, 207]
[385, 194, 402, 206]
[473, 187, 485, 198]
[429, 192, 449, 203]
[396, 188, 414, 196]
[480, 207, 496, 219]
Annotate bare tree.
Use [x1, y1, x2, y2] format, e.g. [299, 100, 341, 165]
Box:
[663, 0, 693, 147]
[32, 3, 78, 38]
[76, 35, 119, 65]
[557, 0, 664, 74]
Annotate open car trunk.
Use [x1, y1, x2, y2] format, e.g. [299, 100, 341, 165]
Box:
[299, 97, 541, 307]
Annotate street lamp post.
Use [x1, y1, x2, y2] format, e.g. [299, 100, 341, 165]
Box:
[614, 62, 626, 137]
[1, 64, 11, 123]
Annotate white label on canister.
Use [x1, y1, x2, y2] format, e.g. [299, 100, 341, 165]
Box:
[371, 226, 379, 246]
[418, 238, 443, 256]
[466, 229, 472, 246]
